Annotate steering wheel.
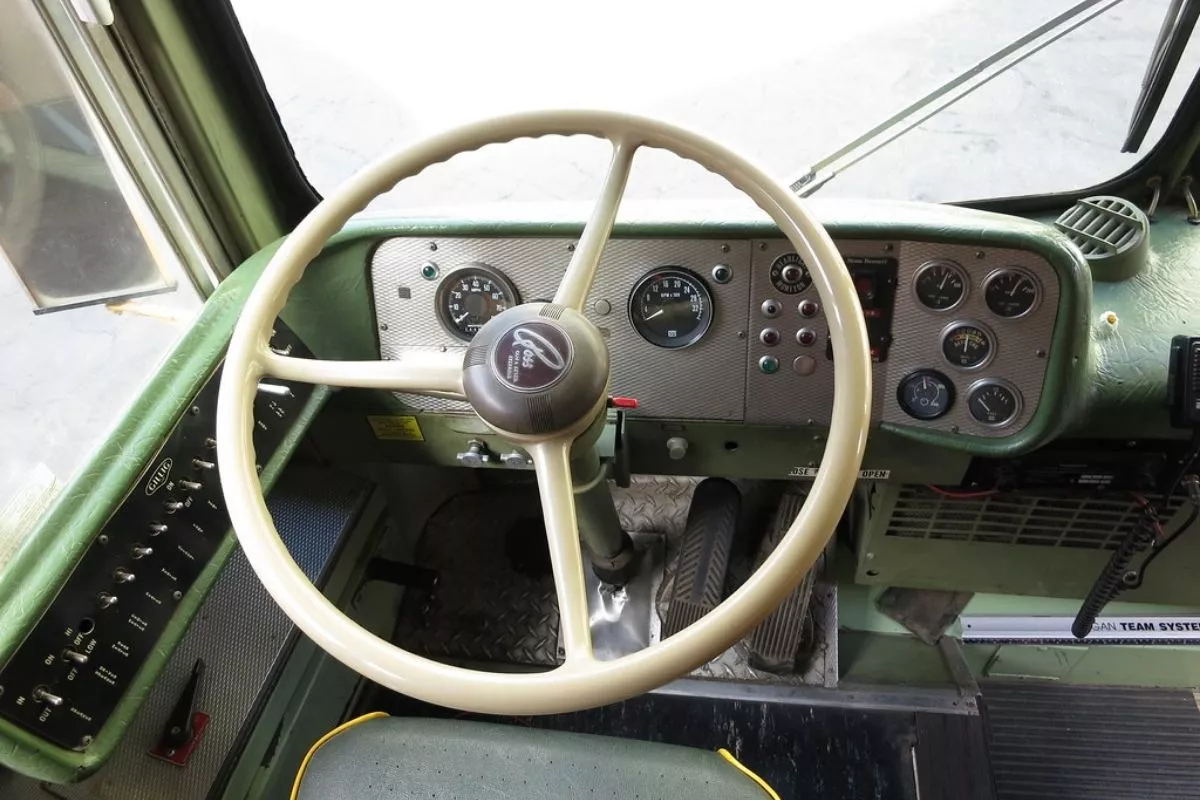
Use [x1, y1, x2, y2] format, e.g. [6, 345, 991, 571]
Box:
[216, 110, 871, 715]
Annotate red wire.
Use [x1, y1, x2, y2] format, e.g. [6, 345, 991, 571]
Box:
[925, 484, 999, 499]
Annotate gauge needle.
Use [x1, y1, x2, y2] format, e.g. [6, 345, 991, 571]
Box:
[644, 309, 666, 320]
[963, 338, 969, 353]
[979, 399, 993, 413]
[938, 273, 949, 290]
[1009, 280, 1023, 297]
[453, 312, 470, 324]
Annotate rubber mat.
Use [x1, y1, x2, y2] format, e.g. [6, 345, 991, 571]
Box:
[983, 681, 1200, 800]
[370, 690, 921, 800]
[394, 487, 562, 666]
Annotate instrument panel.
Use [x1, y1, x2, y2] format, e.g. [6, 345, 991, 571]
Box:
[370, 234, 1060, 438]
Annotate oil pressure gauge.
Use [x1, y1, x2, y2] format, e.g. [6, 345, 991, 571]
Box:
[941, 321, 994, 369]
[913, 259, 966, 311]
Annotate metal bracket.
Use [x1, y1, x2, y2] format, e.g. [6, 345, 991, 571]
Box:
[937, 636, 980, 712]
[876, 587, 974, 646]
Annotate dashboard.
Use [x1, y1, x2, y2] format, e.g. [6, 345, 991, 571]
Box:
[371, 235, 1061, 439]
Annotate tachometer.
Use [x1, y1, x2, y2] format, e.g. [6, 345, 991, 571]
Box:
[628, 267, 713, 349]
[913, 259, 966, 311]
[984, 268, 1039, 318]
[436, 264, 520, 341]
[941, 321, 994, 369]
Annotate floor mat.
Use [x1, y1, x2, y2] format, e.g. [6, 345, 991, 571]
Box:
[983, 681, 1200, 800]
[370, 691, 921, 800]
[394, 487, 562, 666]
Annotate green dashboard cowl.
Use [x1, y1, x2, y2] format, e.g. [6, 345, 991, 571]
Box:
[0, 197, 1146, 782]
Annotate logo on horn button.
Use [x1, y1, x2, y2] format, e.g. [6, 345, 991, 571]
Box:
[492, 321, 573, 392]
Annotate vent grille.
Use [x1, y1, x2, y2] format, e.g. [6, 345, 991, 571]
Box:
[885, 487, 1187, 550]
[1054, 196, 1149, 280]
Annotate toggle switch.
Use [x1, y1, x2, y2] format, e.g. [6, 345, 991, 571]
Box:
[256, 382, 293, 398]
[131, 545, 153, 559]
[164, 501, 184, 514]
[149, 523, 168, 536]
[61, 650, 88, 665]
[97, 593, 118, 609]
[178, 480, 202, 492]
[32, 686, 63, 706]
[113, 569, 135, 584]
[192, 458, 215, 470]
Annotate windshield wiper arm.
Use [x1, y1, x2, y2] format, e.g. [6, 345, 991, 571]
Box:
[790, 0, 1125, 197]
[1123, 0, 1200, 153]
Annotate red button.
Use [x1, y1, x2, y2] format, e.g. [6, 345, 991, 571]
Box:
[610, 396, 639, 409]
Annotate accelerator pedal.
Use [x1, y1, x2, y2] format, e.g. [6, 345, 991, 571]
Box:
[747, 493, 817, 674]
[662, 478, 740, 638]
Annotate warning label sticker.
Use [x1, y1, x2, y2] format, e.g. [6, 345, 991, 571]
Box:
[788, 466, 891, 480]
[366, 415, 425, 441]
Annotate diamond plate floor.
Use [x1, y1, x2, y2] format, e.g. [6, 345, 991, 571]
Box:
[395, 487, 562, 666]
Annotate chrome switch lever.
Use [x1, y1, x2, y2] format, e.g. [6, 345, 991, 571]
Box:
[61, 650, 88, 665]
[32, 686, 63, 706]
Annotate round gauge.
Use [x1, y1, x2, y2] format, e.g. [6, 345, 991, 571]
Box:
[436, 265, 520, 341]
[941, 321, 994, 370]
[897, 370, 955, 421]
[628, 267, 714, 349]
[913, 260, 967, 311]
[984, 268, 1040, 318]
[967, 380, 1022, 427]
[769, 253, 812, 294]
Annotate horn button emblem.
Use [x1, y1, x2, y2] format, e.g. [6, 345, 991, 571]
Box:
[491, 321, 573, 393]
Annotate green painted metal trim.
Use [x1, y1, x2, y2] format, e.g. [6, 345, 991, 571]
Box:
[117, 2, 290, 254]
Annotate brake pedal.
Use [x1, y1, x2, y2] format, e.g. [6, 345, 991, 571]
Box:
[662, 478, 740, 638]
[747, 493, 817, 674]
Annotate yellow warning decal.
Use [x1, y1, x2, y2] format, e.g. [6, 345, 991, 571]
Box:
[366, 415, 424, 441]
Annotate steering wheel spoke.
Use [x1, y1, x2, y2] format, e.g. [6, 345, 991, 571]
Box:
[526, 439, 594, 663]
[261, 349, 465, 397]
[552, 139, 637, 311]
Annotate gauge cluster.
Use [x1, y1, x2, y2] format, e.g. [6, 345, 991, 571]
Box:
[369, 234, 1058, 436]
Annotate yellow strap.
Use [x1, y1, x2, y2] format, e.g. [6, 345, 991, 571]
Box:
[717, 747, 782, 800]
[290, 711, 389, 800]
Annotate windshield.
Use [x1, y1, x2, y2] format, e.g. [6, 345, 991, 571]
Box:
[233, 0, 1200, 210]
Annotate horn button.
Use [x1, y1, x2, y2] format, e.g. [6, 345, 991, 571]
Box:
[462, 304, 610, 437]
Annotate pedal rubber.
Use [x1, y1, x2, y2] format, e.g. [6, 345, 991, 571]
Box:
[662, 478, 740, 638]
[748, 494, 816, 673]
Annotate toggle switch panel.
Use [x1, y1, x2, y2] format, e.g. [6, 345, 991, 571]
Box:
[0, 322, 313, 750]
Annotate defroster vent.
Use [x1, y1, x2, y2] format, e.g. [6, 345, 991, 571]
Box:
[1053, 195, 1148, 282]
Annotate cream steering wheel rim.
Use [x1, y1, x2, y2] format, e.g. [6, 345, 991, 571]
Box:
[216, 109, 871, 715]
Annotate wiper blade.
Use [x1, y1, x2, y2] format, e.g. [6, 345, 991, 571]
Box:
[790, 0, 1125, 197]
[1123, 0, 1200, 153]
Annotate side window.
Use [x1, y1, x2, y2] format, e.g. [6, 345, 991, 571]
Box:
[0, 6, 202, 540]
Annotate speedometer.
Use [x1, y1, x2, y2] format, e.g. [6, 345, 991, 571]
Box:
[436, 264, 520, 341]
[628, 267, 714, 349]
